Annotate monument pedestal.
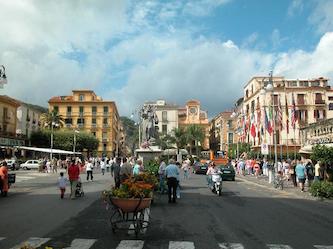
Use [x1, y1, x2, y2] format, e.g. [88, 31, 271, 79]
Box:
[135, 146, 162, 163]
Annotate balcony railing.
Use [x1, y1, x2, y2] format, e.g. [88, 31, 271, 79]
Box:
[102, 138, 108, 142]
[92, 112, 97, 116]
[103, 124, 110, 128]
[66, 112, 72, 117]
[77, 123, 84, 128]
[91, 124, 97, 128]
[315, 99, 325, 105]
[297, 100, 305, 105]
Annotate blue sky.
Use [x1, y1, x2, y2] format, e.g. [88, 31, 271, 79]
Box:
[1, 0, 333, 117]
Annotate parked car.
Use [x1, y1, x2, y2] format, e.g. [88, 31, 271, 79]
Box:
[219, 164, 235, 181]
[20, 160, 41, 170]
[5, 159, 20, 170]
[194, 162, 208, 174]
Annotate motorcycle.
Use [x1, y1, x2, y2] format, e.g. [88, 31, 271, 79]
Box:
[211, 172, 223, 196]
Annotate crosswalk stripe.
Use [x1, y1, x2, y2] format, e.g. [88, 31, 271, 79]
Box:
[267, 244, 293, 249]
[219, 242, 245, 249]
[314, 246, 333, 249]
[116, 240, 144, 249]
[63, 239, 96, 249]
[11, 237, 51, 249]
[169, 241, 195, 249]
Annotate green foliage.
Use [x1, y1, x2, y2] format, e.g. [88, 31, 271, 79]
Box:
[30, 130, 99, 152]
[311, 145, 333, 165]
[40, 110, 65, 129]
[120, 116, 139, 154]
[144, 159, 160, 175]
[185, 124, 205, 156]
[309, 181, 333, 199]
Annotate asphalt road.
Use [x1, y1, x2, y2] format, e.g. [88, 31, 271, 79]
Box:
[1, 170, 333, 249]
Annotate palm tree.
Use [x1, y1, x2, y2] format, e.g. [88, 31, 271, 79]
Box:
[185, 124, 205, 157]
[172, 127, 187, 155]
[40, 110, 65, 129]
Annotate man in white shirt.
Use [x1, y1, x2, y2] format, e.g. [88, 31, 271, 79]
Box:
[86, 160, 94, 181]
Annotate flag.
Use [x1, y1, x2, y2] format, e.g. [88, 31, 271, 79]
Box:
[291, 93, 297, 129]
[264, 107, 273, 135]
[278, 95, 283, 131]
[285, 94, 289, 134]
[250, 113, 256, 138]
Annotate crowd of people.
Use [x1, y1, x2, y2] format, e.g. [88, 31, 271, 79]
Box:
[233, 158, 327, 192]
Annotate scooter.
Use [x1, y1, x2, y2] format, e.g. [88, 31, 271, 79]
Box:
[211, 172, 223, 196]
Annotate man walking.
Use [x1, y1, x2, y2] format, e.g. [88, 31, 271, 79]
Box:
[165, 159, 179, 203]
[68, 159, 80, 199]
[111, 157, 121, 188]
[120, 157, 132, 183]
[158, 160, 167, 194]
[85, 159, 94, 181]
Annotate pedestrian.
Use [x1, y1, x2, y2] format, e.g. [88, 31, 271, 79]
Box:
[0, 161, 9, 197]
[68, 159, 80, 199]
[295, 160, 306, 192]
[158, 160, 167, 194]
[176, 161, 181, 199]
[181, 160, 189, 180]
[85, 159, 94, 181]
[305, 159, 314, 187]
[133, 159, 143, 176]
[106, 158, 111, 172]
[57, 172, 68, 199]
[314, 161, 321, 182]
[120, 157, 133, 183]
[52, 158, 58, 173]
[100, 159, 106, 175]
[111, 157, 121, 188]
[46, 159, 51, 173]
[254, 161, 260, 177]
[289, 160, 297, 187]
[164, 159, 179, 203]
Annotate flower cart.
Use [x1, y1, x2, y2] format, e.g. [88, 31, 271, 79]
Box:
[102, 173, 157, 237]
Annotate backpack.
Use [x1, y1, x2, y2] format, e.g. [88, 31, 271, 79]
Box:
[306, 164, 314, 177]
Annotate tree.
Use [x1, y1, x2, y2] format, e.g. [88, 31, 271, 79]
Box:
[172, 127, 187, 154]
[156, 133, 175, 150]
[185, 124, 205, 157]
[40, 110, 65, 129]
[120, 116, 139, 155]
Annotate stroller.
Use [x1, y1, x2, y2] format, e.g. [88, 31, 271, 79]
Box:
[75, 178, 84, 197]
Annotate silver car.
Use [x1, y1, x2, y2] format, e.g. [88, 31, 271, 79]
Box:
[5, 159, 20, 170]
[20, 160, 41, 170]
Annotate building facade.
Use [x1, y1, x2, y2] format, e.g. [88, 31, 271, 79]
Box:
[49, 90, 120, 157]
[0, 95, 25, 158]
[16, 103, 47, 139]
[178, 100, 209, 150]
[241, 76, 329, 155]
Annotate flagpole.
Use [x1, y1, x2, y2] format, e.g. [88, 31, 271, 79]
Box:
[294, 127, 296, 160]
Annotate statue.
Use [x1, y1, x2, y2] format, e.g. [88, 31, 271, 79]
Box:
[140, 104, 159, 144]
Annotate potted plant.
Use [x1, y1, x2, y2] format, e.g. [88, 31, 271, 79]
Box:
[102, 173, 158, 212]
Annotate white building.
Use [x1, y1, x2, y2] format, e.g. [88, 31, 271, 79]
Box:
[16, 102, 46, 139]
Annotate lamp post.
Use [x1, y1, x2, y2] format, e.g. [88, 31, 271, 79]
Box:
[73, 129, 79, 155]
[50, 121, 59, 161]
[0, 65, 8, 88]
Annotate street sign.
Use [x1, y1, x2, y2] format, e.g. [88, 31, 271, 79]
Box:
[261, 143, 269, 155]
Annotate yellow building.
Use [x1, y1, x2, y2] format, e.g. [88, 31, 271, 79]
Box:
[49, 90, 120, 157]
[0, 95, 25, 158]
[178, 100, 210, 150]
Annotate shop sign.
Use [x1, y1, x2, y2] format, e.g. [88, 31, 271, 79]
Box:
[261, 143, 269, 155]
[0, 137, 25, 146]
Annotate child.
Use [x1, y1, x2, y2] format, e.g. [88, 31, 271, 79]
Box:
[58, 172, 67, 199]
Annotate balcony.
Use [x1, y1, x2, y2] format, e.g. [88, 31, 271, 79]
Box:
[91, 124, 97, 128]
[92, 112, 97, 116]
[103, 112, 108, 116]
[298, 120, 308, 127]
[103, 124, 110, 128]
[66, 112, 72, 117]
[102, 138, 108, 142]
[79, 112, 84, 117]
[77, 123, 85, 128]
[297, 100, 306, 106]
[315, 99, 325, 105]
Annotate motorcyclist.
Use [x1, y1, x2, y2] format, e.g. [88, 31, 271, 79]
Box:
[206, 162, 222, 189]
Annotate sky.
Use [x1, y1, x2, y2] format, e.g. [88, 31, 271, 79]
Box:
[1, 0, 333, 118]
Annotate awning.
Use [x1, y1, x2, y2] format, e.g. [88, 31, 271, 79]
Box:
[14, 146, 81, 155]
[163, 148, 188, 156]
[299, 143, 333, 154]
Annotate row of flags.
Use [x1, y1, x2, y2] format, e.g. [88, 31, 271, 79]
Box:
[239, 93, 298, 142]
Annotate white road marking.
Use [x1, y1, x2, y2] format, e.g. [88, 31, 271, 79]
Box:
[219, 242, 245, 249]
[267, 244, 293, 249]
[15, 176, 35, 182]
[169, 241, 195, 249]
[11, 237, 50, 249]
[116, 240, 145, 249]
[314, 246, 333, 249]
[63, 239, 96, 249]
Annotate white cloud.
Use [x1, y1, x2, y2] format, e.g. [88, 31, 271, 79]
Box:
[288, 0, 304, 17]
[183, 0, 231, 16]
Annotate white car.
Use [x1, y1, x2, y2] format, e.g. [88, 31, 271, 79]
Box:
[5, 159, 19, 170]
[20, 160, 41, 170]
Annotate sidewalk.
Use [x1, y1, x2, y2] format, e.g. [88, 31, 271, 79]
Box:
[237, 173, 331, 202]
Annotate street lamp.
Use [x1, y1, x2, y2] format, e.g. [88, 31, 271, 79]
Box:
[73, 129, 79, 154]
[0, 65, 8, 88]
[49, 121, 59, 161]
[262, 71, 278, 181]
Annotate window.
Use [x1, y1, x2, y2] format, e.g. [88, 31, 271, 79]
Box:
[329, 103, 333, 110]
[79, 106, 84, 114]
[53, 106, 59, 113]
[227, 120, 233, 128]
[92, 118, 96, 125]
[65, 118, 72, 124]
[162, 111, 167, 122]
[228, 133, 233, 144]
[312, 81, 320, 87]
[162, 124, 167, 134]
[245, 89, 249, 98]
[297, 94, 305, 105]
[67, 106, 72, 113]
[251, 100, 255, 112]
[77, 118, 85, 124]
[289, 81, 297, 87]
[103, 143, 107, 152]
[92, 106, 97, 115]
[328, 96, 333, 101]
[92, 132, 96, 137]
[79, 94, 84, 101]
[273, 95, 278, 105]
[103, 118, 108, 125]
[102, 132, 107, 140]
[315, 93, 324, 104]
[103, 106, 108, 114]
[299, 81, 309, 87]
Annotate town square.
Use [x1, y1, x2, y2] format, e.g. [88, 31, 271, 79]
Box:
[0, 1, 333, 249]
